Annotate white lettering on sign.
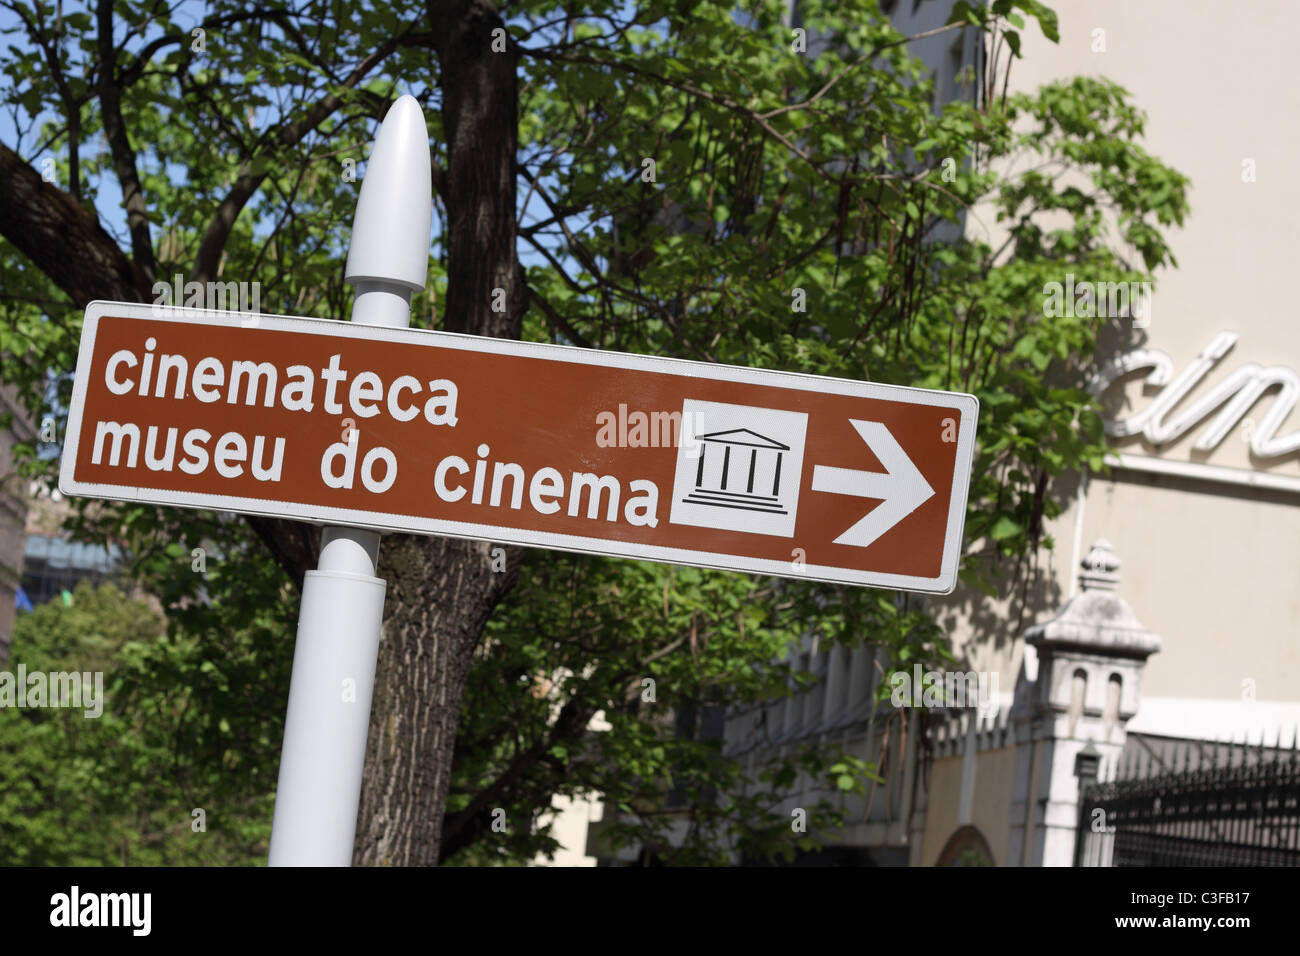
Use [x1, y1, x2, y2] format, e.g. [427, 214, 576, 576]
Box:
[430, 444, 660, 527]
[90, 420, 286, 481]
[1089, 331, 1300, 493]
[1089, 332, 1300, 458]
[101, 339, 460, 427]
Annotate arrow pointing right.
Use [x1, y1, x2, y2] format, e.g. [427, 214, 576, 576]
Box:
[811, 419, 936, 549]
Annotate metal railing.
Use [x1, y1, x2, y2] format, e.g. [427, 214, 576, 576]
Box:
[1076, 735, 1300, 866]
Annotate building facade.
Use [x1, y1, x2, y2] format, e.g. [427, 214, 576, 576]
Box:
[537, 0, 1300, 866]
[915, 0, 1300, 866]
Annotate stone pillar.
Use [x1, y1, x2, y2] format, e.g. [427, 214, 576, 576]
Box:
[1005, 539, 1161, 866]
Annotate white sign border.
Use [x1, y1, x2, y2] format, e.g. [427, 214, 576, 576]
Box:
[60, 302, 980, 594]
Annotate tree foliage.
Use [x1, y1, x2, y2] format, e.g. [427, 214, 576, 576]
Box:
[0, 0, 1187, 865]
[0, 581, 277, 864]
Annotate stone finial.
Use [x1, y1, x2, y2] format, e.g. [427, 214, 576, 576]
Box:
[1079, 539, 1120, 592]
[1024, 537, 1160, 658]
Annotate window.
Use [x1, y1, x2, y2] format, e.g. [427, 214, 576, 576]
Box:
[19, 533, 125, 608]
[936, 826, 995, 866]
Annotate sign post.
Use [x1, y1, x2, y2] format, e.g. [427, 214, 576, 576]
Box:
[57, 105, 981, 867]
[260, 95, 432, 866]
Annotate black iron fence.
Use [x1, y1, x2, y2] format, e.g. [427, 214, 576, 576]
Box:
[1076, 734, 1300, 866]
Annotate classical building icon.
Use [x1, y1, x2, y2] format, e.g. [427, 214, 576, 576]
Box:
[669, 399, 807, 538]
[680, 428, 791, 514]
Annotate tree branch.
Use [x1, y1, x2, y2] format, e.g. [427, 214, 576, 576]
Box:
[97, 0, 156, 283]
[0, 140, 149, 305]
[439, 693, 598, 862]
[191, 37, 405, 283]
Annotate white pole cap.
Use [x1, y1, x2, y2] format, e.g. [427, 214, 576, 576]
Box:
[344, 94, 432, 292]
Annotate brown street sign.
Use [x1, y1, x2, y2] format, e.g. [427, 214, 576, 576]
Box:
[60, 301, 979, 592]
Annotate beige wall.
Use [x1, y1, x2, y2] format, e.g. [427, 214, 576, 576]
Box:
[971, 745, 1018, 865]
[921, 755, 963, 863]
[920, 745, 1019, 865]
[940, 0, 1300, 717]
[1077, 472, 1300, 700]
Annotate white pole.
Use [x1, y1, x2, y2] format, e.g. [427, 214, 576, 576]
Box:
[268, 95, 432, 866]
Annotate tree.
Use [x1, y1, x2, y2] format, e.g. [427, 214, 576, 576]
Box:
[0, 581, 164, 865]
[0, 580, 277, 865]
[0, 0, 1186, 864]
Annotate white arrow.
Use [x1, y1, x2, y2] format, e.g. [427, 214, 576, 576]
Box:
[811, 419, 935, 548]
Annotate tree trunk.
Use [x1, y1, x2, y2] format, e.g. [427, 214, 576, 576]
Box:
[352, 0, 526, 866]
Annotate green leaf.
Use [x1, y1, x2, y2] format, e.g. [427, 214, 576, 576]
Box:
[990, 516, 1022, 541]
